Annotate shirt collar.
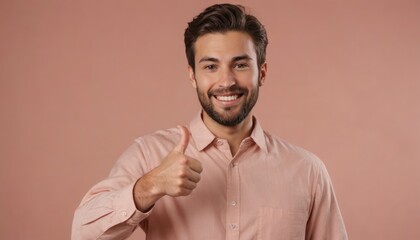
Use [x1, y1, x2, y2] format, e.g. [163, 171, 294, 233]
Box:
[189, 112, 216, 151]
[250, 116, 268, 153]
[189, 112, 268, 153]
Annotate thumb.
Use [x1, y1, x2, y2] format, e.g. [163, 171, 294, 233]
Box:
[173, 125, 190, 153]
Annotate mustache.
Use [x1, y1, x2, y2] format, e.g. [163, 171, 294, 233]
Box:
[208, 85, 247, 97]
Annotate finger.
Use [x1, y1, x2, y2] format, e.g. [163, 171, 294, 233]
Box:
[168, 188, 192, 197]
[173, 125, 190, 153]
[184, 180, 197, 190]
[177, 189, 192, 197]
[187, 170, 201, 183]
[188, 158, 203, 174]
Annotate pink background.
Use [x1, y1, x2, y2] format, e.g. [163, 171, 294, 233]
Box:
[1, 0, 419, 239]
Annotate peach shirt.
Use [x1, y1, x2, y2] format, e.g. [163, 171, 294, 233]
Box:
[72, 113, 348, 240]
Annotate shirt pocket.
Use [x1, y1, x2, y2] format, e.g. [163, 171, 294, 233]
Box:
[257, 207, 307, 240]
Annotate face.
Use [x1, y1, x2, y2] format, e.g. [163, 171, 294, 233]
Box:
[189, 31, 267, 127]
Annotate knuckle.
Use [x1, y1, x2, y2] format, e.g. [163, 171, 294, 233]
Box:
[178, 171, 186, 178]
[177, 169, 188, 178]
[178, 156, 188, 164]
[175, 179, 184, 187]
[174, 189, 183, 196]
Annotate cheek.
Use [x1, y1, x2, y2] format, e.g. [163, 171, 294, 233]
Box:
[194, 74, 214, 90]
[238, 72, 259, 87]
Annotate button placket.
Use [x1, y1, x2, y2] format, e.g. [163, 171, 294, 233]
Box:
[215, 138, 233, 159]
[226, 160, 240, 239]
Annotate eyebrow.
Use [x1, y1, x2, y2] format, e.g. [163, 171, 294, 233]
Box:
[232, 54, 252, 62]
[198, 54, 253, 64]
[199, 56, 219, 63]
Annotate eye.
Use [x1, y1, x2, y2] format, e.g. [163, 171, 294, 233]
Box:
[234, 62, 249, 69]
[204, 64, 217, 71]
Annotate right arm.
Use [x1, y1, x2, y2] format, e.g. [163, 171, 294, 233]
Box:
[71, 126, 202, 240]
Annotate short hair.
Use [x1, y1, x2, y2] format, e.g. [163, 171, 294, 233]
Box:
[184, 4, 268, 71]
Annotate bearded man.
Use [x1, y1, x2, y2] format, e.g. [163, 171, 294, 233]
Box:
[72, 4, 348, 240]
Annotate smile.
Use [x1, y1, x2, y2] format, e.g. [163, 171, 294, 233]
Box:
[215, 95, 240, 101]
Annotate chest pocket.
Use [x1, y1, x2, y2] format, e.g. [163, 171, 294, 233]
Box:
[257, 207, 307, 240]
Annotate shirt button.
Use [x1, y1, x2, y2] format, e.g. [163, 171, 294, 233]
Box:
[230, 224, 237, 230]
[121, 210, 127, 217]
[216, 139, 223, 145]
[231, 201, 237, 206]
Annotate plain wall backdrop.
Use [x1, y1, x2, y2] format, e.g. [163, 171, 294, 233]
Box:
[1, 0, 419, 239]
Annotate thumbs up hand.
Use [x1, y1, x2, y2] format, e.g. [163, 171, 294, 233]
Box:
[151, 125, 203, 197]
[134, 126, 203, 212]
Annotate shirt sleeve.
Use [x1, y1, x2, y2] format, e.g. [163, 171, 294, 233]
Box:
[71, 139, 153, 240]
[305, 161, 348, 240]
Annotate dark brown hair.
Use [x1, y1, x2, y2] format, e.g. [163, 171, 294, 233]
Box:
[184, 4, 268, 71]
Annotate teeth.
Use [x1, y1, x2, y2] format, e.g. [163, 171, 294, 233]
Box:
[216, 95, 238, 101]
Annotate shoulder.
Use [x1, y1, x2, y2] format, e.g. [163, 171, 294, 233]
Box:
[263, 131, 324, 168]
[132, 126, 183, 153]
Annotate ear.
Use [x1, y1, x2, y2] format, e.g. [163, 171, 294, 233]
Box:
[259, 62, 267, 87]
[188, 66, 197, 89]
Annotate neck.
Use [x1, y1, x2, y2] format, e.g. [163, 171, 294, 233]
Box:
[202, 111, 254, 155]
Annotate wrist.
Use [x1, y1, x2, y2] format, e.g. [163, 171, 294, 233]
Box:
[133, 174, 164, 212]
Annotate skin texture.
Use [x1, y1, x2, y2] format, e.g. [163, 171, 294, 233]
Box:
[189, 31, 267, 154]
[133, 31, 267, 212]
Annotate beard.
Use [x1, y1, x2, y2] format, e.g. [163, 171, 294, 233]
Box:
[196, 84, 259, 127]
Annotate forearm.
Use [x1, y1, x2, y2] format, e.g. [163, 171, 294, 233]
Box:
[72, 182, 149, 240]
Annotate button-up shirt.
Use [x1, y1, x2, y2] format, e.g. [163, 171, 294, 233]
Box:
[72, 113, 348, 240]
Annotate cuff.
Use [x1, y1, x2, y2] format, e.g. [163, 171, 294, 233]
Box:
[113, 181, 154, 226]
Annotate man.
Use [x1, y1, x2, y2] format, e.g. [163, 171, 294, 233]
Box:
[72, 4, 348, 240]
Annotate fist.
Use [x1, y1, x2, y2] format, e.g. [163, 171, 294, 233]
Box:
[150, 126, 203, 197]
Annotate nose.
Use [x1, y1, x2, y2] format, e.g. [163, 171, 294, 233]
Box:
[218, 67, 236, 88]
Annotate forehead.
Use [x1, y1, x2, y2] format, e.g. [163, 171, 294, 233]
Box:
[194, 31, 257, 61]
